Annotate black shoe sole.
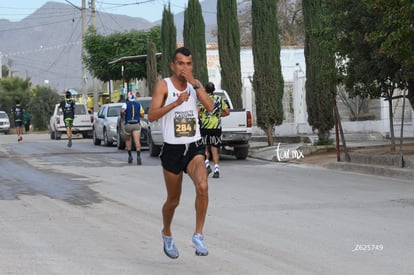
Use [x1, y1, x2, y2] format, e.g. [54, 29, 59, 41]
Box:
[195, 251, 208, 256]
[164, 247, 179, 259]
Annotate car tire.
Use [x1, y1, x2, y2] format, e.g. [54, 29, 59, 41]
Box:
[117, 128, 125, 150]
[103, 129, 112, 146]
[234, 146, 249, 160]
[50, 129, 55, 140]
[93, 129, 101, 145]
[54, 129, 61, 140]
[148, 132, 161, 157]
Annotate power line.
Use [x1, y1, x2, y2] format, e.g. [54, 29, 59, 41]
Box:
[3, 41, 82, 57]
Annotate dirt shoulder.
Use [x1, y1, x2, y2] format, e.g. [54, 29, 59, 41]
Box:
[292, 143, 414, 167]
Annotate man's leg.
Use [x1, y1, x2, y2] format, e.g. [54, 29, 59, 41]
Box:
[132, 130, 141, 165]
[66, 126, 72, 147]
[125, 133, 132, 163]
[211, 145, 220, 178]
[161, 169, 182, 259]
[186, 154, 209, 234]
[187, 154, 209, 255]
[204, 144, 212, 174]
[162, 170, 183, 236]
[17, 125, 22, 141]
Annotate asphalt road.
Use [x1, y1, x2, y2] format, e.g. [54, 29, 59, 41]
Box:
[0, 134, 413, 275]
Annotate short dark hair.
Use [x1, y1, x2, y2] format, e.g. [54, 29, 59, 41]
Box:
[65, 91, 72, 98]
[205, 82, 215, 94]
[172, 47, 191, 61]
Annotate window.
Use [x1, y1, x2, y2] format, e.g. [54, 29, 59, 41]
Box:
[75, 104, 87, 115]
[108, 106, 122, 117]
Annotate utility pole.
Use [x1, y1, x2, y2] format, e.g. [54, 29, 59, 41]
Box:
[91, 0, 96, 26]
[81, 0, 87, 91]
[90, 0, 100, 111]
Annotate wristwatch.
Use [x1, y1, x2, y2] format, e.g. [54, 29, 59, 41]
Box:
[193, 83, 200, 90]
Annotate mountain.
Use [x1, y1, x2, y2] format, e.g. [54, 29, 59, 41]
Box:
[0, 0, 219, 93]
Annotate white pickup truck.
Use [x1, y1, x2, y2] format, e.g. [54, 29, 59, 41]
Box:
[148, 90, 252, 159]
[49, 102, 93, 140]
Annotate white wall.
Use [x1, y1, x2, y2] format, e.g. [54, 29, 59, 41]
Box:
[207, 47, 414, 138]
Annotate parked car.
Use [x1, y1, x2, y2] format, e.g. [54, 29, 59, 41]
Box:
[0, 111, 11, 134]
[93, 103, 123, 146]
[49, 102, 93, 140]
[117, 97, 151, 150]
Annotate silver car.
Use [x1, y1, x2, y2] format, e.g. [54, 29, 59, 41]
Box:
[93, 103, 123, 146]
[0, 111, 11, 134]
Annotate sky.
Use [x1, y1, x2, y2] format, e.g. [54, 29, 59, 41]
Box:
[0, 0, 191, 23]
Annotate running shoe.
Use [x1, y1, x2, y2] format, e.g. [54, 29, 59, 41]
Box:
[206, 165, 212, 175]
[162, 231, 179, 259]
[136, 156, 142, 165]
[192, 234, 208, 256]
[212, 171, 219, 178]
[67, 139, 72, 147]
[128, 156, 133, 163]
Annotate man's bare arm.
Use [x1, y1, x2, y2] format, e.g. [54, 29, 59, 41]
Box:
[148, 80, 189, 122]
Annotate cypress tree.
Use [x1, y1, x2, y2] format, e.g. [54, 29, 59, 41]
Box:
[183, 0, 208, 85]
[252, 0, 284, 146]
[161, 4, 176, 78]
[146, 41, 157, 96]
[303, 0, 336, 144]
[217, 0, 243, 108]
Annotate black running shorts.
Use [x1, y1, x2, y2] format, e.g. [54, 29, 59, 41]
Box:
[160, 140, 205, 174]
[200, 128, 222, 147]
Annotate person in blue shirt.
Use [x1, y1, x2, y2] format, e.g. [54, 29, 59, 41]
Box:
[121, 91, 144, 165]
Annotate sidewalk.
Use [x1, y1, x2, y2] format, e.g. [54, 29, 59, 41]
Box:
[248, 134, 414, 181]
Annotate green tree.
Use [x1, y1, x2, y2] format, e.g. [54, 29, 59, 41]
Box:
[217, 0, 243, 108]
[324, 0, 411, 150]
[183, 0, 208, 85]
[83, 26, 161, 84]
[0, 77, 31, 117]
[161, 3, 177, 78]
[251, 0, 284, 146]
[1, 65, 9, 78]
[303, 0, 336, 144]
[28, 85, 61, 130]
[363, 0, 414, 109]
[146, 41, 158, 96]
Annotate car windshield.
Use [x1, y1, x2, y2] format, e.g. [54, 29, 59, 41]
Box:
[137, 99, 151, 114]
[0, 112, 8, 119]
[108, 106, 122, 117]
[75, 104, 87, 115]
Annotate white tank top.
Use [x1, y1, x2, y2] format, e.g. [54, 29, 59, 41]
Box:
[161, 78, 201, 144]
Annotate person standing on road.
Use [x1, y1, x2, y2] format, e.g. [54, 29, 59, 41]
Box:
[199, 82, 229, 178]
[148, 47, 214, 259]
[121, 91, 144, 165]
[60, 91, 75, 147]
[12, 100, 24, 142]
[23, 110, 31, 134]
